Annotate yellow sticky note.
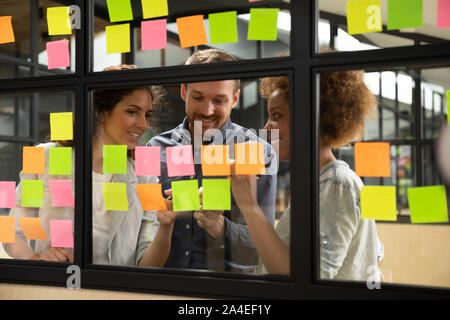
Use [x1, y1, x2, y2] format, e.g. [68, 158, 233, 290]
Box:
[346, 0, 382, 35]
[50, 112, 73, 141]
[361, 186, 397, 221]
[103, 183, 129, 211]
[47, 7, 72, 36]
[0, 216, 15, 243]
[142, 0, 168, 19]
[0, 16, 15, 44]
[106, 23, 130, 54]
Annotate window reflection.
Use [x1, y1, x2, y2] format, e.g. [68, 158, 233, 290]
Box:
[90, 59, 291, 275]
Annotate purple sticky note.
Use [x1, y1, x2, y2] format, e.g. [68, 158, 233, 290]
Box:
[437, 0, 450, 28]
[49, 180, 74, 207]
[49, 219, 73, 248]
[141, 19, 167, 50]
[166, 145, 195, 177]
[46, 39, 70, 70]
[135, 146, 161, 176]
[0, 181, 16, 208]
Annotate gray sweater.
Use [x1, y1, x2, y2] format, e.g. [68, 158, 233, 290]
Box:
[260, 160, 383, 281]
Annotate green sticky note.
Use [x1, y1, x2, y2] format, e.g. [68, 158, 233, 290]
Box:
[106, 0, 133, 22]
[408, 186, 449, 223]
[361, 186, 397, 221]
[103, 183, 129, 211]
[346, 0, 382, 35]
[209, 11, 238, 44]
[142, 0, 168, 19]
[49, 147, 72, 175]
[106, 23, 130, 54]
[103, 145, 127, 174]
[172, 180, 200, 212]
[387, 0, 423, 30]
[47, 7, 72, 35]
[22, 180, 44, 208]
[202, 179, 231, 211]
[247, 8, 279, 41]
[446, 90, 450, 126]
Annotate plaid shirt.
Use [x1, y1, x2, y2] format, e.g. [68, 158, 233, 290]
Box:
[147, 118, 277, 272]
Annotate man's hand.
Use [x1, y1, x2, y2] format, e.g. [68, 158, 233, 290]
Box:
[39, 248, 74, 263]
[193, 210, 225, 239]
[194, 187, 225, 239]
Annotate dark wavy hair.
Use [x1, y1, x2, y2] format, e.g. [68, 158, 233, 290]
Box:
[320, 70, 377, 148]
[57, 65, 165, 149]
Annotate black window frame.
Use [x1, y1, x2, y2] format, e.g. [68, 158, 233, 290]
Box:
[0, 0, 449, 299]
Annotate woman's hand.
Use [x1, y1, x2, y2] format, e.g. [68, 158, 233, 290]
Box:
[156, 190, 177, 227]
[39, 248, 74, 263]
[229, 162, 259, 214]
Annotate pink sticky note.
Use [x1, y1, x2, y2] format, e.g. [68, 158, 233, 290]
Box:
[49, 219, 73, 248]
[437, 0, 450, 28]
[249, 0, 263, 2]
[135, 146, 161, 176]
[46, 39, 70, 70]
[166, 145, 195, 177]
[141, 19, 167, 50]
[49, 180, 74, 207]
[0, 181, 16, 208]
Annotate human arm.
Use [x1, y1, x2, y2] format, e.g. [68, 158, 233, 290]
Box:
[230, 164, 290, 275]
[319, 181, 360, 279]
[137, 194, 177, 267]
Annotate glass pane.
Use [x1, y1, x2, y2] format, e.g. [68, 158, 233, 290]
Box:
[421, 67, 447, 140]
[0, 94, 30, 137]
[90, 70, 290, 276]
[93, 0, 290, 72]
[318, 0, 450, 53]
[0, 0, 76, 79]
[363, 70, 414, 141]
[319, 68, 450, 290]
[0, 91, 75, 263]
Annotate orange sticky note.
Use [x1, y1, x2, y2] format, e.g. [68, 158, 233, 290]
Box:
[234, 143, 266, 175]
[18, 217, 48, 240]
[136, 184, 168, 211]
[354, 142, 391, 177]
[0, 216, 15, 243]
[23, 146, 45, 174]
[176, 15, 208, 48]
[202, 145, 231, 176]
[0, 16, 15, 44]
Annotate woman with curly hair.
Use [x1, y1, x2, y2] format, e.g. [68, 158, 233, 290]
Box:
[4, 65, 177, 267]
[230, 70, 384, 280]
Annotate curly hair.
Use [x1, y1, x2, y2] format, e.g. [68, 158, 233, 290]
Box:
[320, 70, 377, 148]
[259, 75, 289, 101]
[259, 70, 376, 149]
[57, 65, 165, 147]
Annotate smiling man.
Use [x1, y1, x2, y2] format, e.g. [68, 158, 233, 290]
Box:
[147, 49, 277, 272]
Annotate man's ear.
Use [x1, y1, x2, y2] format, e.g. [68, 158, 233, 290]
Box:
[180, 84, 187, 102]
[231, 89, 241, 109]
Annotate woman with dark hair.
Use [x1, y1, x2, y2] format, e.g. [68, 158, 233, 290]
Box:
[4, 65, 176, 267]
[230, 71, 384, 280]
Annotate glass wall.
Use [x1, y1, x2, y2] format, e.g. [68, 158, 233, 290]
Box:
[0, 90, 75, 264]
[318, 65, 450, 289]
[92, 0, 290, 71]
